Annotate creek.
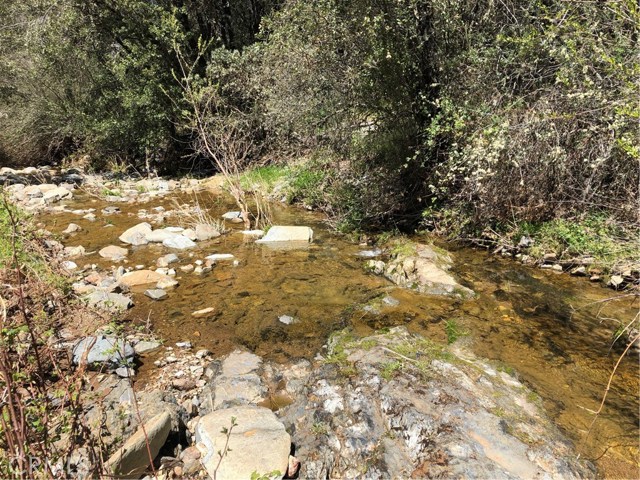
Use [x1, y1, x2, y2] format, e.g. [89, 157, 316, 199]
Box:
[41, 189, 639, 478]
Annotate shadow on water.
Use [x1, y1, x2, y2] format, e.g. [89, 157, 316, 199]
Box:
[41, 191, 639, 477]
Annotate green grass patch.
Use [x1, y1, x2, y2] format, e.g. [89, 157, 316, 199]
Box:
[389, 238, 417, 257]
[285, 163, 329, 207]
[515, 214, 638, 269]
[239, 165, 289, 193]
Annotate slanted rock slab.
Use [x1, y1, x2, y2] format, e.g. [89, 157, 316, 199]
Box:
[256, 226, 313, 243]
[195, 406, 290, 480]
[106, 411, 172, 478]
[72, 335, 134, 366]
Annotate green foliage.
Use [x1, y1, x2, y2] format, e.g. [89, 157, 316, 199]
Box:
[251, 470, 282, 480]
[0, 197, 64, 288]
[425, 0, 639, 226]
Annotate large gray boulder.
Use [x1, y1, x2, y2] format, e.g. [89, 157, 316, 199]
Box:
[72, 335, 134, 366]
[106, 411, 172, 478]
[195, 406, 291, 480]
[119, 222, 152, 245]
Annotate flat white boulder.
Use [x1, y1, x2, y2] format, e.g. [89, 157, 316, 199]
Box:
[146, 229, 180, 243]
[222, 211, 242, 220]
[241, 229, 265, 237]
[119, 222, 152, 245]
[195, 406, 290, 480]
[256, 226, 313, 243]
[43, 186, 73, 203]
[162, 235, 196, 249]
[205, 254, 235, 261]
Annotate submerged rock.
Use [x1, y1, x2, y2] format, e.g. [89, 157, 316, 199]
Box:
[99, 245, 128, 261]
[119, 269, 174, 287]
[367, 243, 473, 298]
[157, 253, 179, 267]
[195, 406, 291, 480]
[192, 307, 215, 318]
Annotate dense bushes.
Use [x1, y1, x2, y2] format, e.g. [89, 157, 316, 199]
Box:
[0, 0, 637, 231]
[427, 0, 639, 226]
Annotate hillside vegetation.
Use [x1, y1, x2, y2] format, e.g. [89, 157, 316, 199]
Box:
[0, 0, 638, 234]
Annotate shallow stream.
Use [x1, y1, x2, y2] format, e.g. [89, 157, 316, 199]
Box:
[41, 191, 639, 478]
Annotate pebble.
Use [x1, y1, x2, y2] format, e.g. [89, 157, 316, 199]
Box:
[278, 315, 298, 325]
[166, 355, 178, 363]
[145, 289, 168, 301]
[192, 307, 214, 318]
[382, 296, 400, 306]
[180, 264, 195, 273]
[172, 378, 196, 391]
[63, 223, 81, 234]
[195, 349, 211, 359]
[157, 278, 179, 289]
[176, 341, 192, 349]
[62, 260, 78, 271]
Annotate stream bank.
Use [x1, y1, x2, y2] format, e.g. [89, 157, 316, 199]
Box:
[2, 166, 638, 478]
